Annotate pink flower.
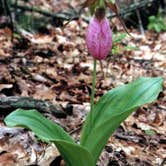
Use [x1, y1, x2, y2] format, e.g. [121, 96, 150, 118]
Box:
[86, 17, 112, 60]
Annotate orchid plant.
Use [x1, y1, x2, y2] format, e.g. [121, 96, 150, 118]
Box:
[4, 1, 163, 166]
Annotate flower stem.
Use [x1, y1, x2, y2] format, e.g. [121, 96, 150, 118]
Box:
[90, 59, 97, 113]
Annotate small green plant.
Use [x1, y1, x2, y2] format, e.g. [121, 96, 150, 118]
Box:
[148, 13, 166, 33]
[144, 129, 156, 136]
[4, 1, 164, 166]
[112, 32, 138, 55]
[113, 32, 127, 44]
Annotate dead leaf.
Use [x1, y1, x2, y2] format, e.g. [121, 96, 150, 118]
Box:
[106, 0, 131, 36]
[0, 153, 16, 166]
[15, 77, 31, 96]
[33, 84, 55, 100]
[105, 1, 118, 13]
[0, 49, 6, 57]
[4, 27, 12, 39]
[32, 74, 48, 83]
[0, 84, 13, 92]
[80, 0, 97, 8]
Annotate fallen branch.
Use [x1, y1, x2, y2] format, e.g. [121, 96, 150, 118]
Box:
[114, 0, 156, 16]
[10, 2, 79, 21]
[9, 0, 157, 23]
[0, 96, 67, 118]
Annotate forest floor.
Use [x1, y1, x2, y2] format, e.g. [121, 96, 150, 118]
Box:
[0, 1, 166, 166]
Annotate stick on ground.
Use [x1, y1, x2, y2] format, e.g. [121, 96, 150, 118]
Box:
[0, 96, 67, 118]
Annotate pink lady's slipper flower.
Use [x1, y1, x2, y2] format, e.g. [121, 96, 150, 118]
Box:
[86, 10, 112, 60]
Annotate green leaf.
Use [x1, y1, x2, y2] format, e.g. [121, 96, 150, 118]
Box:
[148, 13, 166, 32]
[5, 109, 95, 166]
[123, 46, 139, 51]
[55, 140, 95, 166]
[149, 15, 155, 22]
[144, 129, 156, 136]
[5, 109, 74, 143]
[154, 24, 161, 33]
[112, 46, 120, 55]
[108, 0, 115, 3]
[113, 32, 127, 44]
[80, 77, 163, 163]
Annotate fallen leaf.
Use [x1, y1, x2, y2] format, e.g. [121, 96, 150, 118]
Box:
[0, 84, 13, 92]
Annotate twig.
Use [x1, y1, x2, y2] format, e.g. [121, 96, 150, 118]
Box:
[134, 0, 145, 35]
[114, 132, 147, 145]
[8, 0, 157, 24]
[109, 0, 156, 18]
[69, 121, 84, 135]
[160, 158, 166, 166]
[10, 2, 79, 21]
[0, 96, 67, 118]
[69, 126, 82, 135]
[81, 0, 158, 23]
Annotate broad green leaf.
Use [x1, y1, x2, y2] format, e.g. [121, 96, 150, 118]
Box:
[80, 77, 163, 162]
[5, 109, 95, 166]
[55, 140, 95, 166]
[5, 109, 74, 143]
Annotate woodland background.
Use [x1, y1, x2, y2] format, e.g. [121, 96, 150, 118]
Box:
[0, 0, 166, 165]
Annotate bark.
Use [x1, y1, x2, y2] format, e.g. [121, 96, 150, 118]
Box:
[0, 96, 67, 118]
